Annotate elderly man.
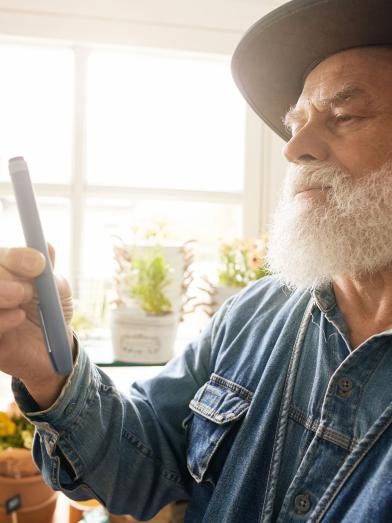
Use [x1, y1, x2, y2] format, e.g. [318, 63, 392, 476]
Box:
[1, 0, 392, 521]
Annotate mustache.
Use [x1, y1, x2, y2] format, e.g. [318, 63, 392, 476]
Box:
[285, 162, 349, 197]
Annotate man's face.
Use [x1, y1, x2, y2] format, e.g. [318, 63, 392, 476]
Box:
[283, 47, 392, 197]
[266, 47, 392, 289]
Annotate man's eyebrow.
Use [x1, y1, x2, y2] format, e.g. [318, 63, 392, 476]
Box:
[283, 85, 370, 131]
[323, 85, 369, 108]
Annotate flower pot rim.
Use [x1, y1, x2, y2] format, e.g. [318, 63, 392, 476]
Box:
[0, 471, 42, 484]
[0, 491, 58, 516]
[110, 308, 179, 325]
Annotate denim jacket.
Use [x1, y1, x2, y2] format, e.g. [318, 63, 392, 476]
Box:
[13, 276, 392, 522]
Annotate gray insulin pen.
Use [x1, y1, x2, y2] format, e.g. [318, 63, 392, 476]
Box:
[8, 157, 73, 375]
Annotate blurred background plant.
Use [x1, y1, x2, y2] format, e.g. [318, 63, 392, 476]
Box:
[112, 229, 195, 320]
[72, 307, 97, 333]
[124, 221, 169, 243]
[71, 290, 106, 340]
[217, 237, 270, 288]
[125, 249, 173, 315]
[0, 404, 34, 452]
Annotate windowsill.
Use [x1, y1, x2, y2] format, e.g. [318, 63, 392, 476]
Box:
[0, 312, 209, 406]
[81, 313, 208, 395]
[83, 312, 207, 365]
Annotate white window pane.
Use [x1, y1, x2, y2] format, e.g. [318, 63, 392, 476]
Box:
[86, 49, 245, 192]
[0, 44, 74, 183]
[0, 196, 71, 279]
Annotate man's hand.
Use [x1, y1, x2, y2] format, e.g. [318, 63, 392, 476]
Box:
[0, 245, 75, 409]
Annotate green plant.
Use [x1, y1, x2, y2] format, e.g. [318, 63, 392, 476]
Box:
[128, 250, 173, 315]
[0, 408, 34, 452]
[218, 238, 270, 288]
[71, 309, 96, 333]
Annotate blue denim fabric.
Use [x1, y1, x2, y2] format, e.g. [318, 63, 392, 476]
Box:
[12, 276, 392, 522]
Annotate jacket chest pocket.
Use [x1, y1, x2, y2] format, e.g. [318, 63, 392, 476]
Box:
[184, 373, 253, 484]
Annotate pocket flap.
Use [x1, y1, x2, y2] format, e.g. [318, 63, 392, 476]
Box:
[189, 373, 253, 425]
[186, 374, 253, 483]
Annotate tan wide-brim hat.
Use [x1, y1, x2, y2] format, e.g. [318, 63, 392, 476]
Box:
[231, 0, 392, 142]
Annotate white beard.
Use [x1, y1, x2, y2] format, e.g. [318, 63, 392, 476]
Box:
[267, 160, 392, 290]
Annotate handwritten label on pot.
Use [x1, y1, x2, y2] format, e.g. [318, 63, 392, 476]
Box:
[121, 335, 160, 355]
[6, 495, 21, 514]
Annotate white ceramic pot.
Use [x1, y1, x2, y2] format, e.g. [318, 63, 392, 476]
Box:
[110, 307, 179, 364]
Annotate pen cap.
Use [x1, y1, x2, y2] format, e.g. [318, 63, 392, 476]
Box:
[8, 157, 51, 260]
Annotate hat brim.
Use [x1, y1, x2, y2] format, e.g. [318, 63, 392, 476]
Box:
[231, 0, 392, 142]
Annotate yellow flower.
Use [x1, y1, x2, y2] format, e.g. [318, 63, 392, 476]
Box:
[0, 412, 16, 437]
[21, 430, 33, 450]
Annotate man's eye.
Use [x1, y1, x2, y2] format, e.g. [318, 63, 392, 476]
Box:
[335, 114, 355, 123]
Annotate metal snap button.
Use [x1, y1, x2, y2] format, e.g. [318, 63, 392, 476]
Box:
[294, 493, 311, 515]
[338, 377, 353, 398]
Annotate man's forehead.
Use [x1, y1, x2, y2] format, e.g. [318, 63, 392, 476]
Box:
[299, 47, 392, 101]
[296, 83, 371, 111]
[285, 49, 390, 124]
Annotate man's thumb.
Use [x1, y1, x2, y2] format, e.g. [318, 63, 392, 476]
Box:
[47, 242, 56, 269]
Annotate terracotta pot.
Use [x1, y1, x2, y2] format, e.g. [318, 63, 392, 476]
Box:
[0, 473, 58, 523]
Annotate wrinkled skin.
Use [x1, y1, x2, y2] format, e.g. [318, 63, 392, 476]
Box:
[0, 244, 74, 407]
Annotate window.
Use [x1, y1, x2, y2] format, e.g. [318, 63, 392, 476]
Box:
[86, 49, 245, 192]
[0, 40, 251, 342]
[0, 44, 74, 184]
[0, 196, 71, 277]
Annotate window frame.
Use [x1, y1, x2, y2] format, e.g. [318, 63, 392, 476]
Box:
[0, 41, 266, 298]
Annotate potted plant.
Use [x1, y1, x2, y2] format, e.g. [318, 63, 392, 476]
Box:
[71, 306, 97, 341]
[209, 238, 270, 313]
[0, 403, 58, 523]
[110, 241, 193, 364]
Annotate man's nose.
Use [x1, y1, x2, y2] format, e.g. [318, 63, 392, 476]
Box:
[283, 122, 329, 164]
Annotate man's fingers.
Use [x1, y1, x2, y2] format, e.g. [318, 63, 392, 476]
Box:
[0, 247, 46, 278]
[0, 308, 26, 332]
[0, 281, 35, 307]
